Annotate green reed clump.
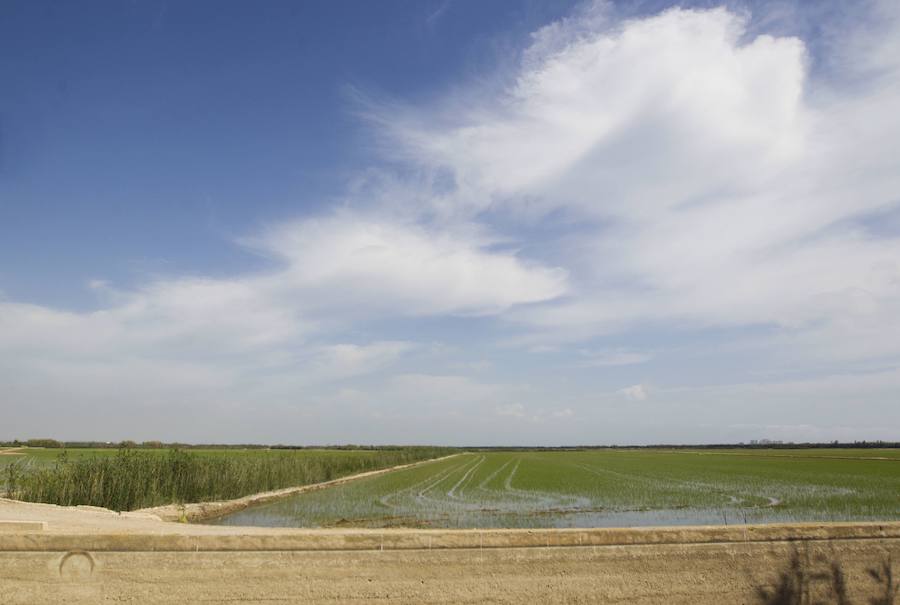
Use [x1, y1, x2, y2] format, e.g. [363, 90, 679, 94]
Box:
[6, 447, 453, 511]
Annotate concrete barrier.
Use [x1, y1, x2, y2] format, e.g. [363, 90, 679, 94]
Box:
[1, 521, 899, 552]
[2, 534, 898, 604]
[2, 499, 898, 604]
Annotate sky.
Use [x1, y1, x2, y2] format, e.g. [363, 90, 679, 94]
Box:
[1, 0, 899, 445]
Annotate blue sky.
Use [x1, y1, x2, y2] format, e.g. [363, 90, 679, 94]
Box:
[1, 0, 589, 304]
[2, 0, 899, 445]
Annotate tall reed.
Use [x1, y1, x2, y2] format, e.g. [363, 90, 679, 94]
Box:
[5, 447, 453, 511]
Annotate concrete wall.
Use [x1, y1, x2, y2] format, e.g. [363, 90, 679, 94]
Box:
[2, 522, 899, 604]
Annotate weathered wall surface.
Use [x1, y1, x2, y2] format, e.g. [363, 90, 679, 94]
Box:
[2, 539, 899, 604]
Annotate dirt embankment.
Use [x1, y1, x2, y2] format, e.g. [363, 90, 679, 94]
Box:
[135, 453, 463, 522]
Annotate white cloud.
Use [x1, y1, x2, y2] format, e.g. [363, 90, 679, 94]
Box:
[580, 349, 653, 367]
[0, 279, 304, 360]
[495, 402, 526, 418]
[376, 7, 808, 218]
[0, 210, 566, 435]
[0, 212, 565, 360]
[247, 211, 567, 317]
[617, 384, 648, 401]
[386, 373, 512, 407]
[371, 3, 900, 371]
[299, 341, 418, 384]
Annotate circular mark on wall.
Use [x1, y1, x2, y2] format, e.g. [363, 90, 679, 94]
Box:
[59, 551, 95, 579]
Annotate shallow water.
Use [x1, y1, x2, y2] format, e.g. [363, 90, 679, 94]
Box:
[205, 450, 900, 529]
[209, 502, 833, 529]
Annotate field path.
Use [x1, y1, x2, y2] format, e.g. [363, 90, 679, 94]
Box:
[136, 452, 464, 522]
[378, 458, 469, 510]
[447, 456, 485, 499]
[476, 457, 515, 491]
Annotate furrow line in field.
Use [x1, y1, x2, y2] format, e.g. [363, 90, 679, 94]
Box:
[378, 457, 473, 510]
[413, 456, 486, 508]
[494, 458, 591, 512]
[504, 459, 521, 491]
[478, 458, 517, 491]
[447, 456, 486, 500]
[607, 465, 789, 508]
[574, 463, 780, 509]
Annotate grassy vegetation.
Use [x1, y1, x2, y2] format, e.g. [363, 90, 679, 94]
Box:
[211, 449, 900, 529]
[5, 446, 898, 527]
[2, 446, 453, 512]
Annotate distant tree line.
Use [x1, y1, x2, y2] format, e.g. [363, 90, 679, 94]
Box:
[2, 439, 898, 450]
[468, 441, 900, 451]
[0, 438, 459, 451]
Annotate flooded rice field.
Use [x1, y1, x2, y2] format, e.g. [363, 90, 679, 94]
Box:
[207, 449, 900, 529]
